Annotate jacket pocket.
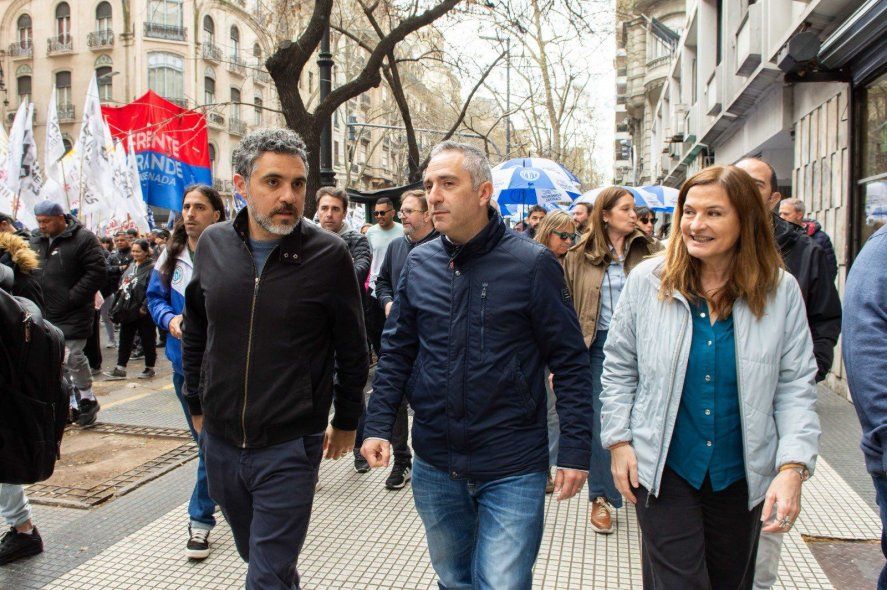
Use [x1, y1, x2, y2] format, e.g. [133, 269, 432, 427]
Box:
[513, 358, 537, 422]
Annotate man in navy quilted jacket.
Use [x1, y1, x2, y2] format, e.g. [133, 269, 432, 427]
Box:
[362, 141, 593, 590]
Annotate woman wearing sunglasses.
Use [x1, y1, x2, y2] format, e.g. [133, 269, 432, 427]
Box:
[635, 206, 657, 239]
[534, 211, 580, 492]
[563, 186, 662, 534]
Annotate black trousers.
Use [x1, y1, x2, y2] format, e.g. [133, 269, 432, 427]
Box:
[202, 431, 323, 590]
[117, 314, 157, 368]
[634, 466, 763, 590]
[84, 310, 102, 370]
[365, 296, 386, 359]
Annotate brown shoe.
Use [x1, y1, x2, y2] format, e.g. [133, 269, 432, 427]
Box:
[589, 497, 615, 534]
[545, 472, 555, 494]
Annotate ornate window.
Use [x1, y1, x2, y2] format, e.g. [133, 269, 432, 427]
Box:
[147, 52, 184, 102]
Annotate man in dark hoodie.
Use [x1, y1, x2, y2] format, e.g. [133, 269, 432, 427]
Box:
[736, 157, 842, 590]
[30, 201, 106, 427]
[353, 189, 439, 489]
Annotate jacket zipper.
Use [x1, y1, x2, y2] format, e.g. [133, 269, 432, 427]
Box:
[734, 306, 752, 496]
[240, 241, 274, 449]
[653, 301, 689, 496]
[480, 282, 488, 353]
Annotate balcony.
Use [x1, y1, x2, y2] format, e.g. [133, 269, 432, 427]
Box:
[47, 35, 73, 56]
[7, 41, 32, 59]
[229, 118, 247, 136]
[706, 66, 721, 116]
[735, 3, 762, 77]
[144, 22, 187, 42]
[88, 29, 114, 50]
[164, 96, 189, 109]
[228, 55, 246, 77]
[57, 103, 76, 121]
[644, 55, 671, 91]
[207, 112, 225, 129]
[252, 67, 271, 86]
[202, 43, 222, 63]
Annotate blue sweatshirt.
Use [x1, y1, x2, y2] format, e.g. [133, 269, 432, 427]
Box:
[843, 224, 887, 475]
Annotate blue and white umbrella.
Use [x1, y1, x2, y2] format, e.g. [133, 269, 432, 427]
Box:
[639, 185, 680, 212]
[492, 158, 581, 218]
[572, 186, 665, 210]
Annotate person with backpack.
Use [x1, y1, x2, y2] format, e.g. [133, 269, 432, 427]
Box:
[104, 240, 156, 380]
[146, 184, 225, 560]
[0, 229, 54, 566]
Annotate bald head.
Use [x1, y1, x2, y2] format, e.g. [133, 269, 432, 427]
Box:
[735, 158, 781, 210]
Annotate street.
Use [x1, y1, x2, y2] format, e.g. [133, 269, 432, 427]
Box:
[0, 345, 881, 590]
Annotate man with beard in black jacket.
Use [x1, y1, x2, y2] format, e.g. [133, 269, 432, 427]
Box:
[352, 189, 439, 488]
[182, 129, 368, 590]
[736, 157, 842, 590]
[315, 186, 371, 287]
[30, 201, 106, 427]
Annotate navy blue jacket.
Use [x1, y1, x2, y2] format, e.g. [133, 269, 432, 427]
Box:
[843, 225, 887, 475]
[364, 209, 593, 479]
[375, 229, 440, 308]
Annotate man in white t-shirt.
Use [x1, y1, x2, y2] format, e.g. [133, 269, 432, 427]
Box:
[365, 197, 401, 357]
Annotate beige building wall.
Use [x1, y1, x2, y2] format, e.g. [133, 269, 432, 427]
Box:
[792, 81, 851, 396]
[0, 0, 408, 200]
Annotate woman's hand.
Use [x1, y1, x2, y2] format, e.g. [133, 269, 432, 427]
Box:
[761, 469, 803, 533]
[610, 442, 639, 504]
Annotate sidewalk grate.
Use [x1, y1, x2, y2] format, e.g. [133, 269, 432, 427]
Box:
[88, 422, 192, 440]
[26, 424, 196, 509]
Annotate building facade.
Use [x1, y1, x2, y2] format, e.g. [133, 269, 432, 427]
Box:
[640, 0, 885, 397]
[614, 0, 685, 186]
[0, 0, 463, 207]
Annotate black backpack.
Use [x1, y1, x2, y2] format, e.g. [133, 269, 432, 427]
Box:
[0, 288, 68, 484]
[109, 274, 145, 324]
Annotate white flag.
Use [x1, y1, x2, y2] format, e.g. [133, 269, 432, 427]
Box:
[5, 102, 28, 197]
[124, 136, 150, 232]
[76, 74, 114, 219]
[45, 88, 67, 177]
[18, 103, 45, 216]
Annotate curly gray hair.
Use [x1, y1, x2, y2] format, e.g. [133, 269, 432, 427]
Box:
[232, 128, 309, 180]
[428, 141, 492, 190]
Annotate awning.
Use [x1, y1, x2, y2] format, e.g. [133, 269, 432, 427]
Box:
[818, 0, 887, 84]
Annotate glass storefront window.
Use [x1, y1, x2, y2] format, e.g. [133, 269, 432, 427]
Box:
[858, 71, 887, 246]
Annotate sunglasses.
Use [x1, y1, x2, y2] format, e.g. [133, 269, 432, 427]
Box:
[638, 217, 657, 224]
[373, 209, 393, 217]
[398, 208, 426, 218]
[553, 231, 579, 242]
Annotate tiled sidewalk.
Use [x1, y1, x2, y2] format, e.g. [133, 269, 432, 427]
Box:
[36, 453, 877, 590]
[0, 366, 879, 589]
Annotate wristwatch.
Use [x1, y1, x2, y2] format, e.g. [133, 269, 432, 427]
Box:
[779, 463, 810, 482]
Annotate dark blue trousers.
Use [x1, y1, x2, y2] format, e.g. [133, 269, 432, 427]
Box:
[202, 430, 323, 590]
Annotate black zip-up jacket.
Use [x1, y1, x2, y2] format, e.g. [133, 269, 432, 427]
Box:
[773, 214, 841, 382]
[375, 229, 440, 308]
[30, 217, 106, 340]
[182, 209, 369, 448]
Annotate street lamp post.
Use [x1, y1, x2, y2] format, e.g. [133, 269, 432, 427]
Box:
[318, 25, 336, 187]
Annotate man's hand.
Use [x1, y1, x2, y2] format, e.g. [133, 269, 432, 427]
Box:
[168, 314, 184, 339]
[191, 414, 203, 435]
[384, 301, 393, 318]
[553, 468, 588, 501]
[360, 439, 391, 468]
[610, 443, 639, 504]
[322, 425, 356, 460]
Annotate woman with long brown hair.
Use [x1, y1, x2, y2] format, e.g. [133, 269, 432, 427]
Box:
[600, 165, 820, 588]
[563, 186, 661, 534]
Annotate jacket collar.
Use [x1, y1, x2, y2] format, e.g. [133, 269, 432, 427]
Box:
[580, 228, 651, 265]
[232, 207, 304, 265]
[442, 207, 505, 268]
[407, 228, 439, 249]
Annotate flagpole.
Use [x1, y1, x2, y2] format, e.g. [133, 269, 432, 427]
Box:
[59, 158, 71, 213]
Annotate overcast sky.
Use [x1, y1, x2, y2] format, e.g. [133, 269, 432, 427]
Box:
[439, 3, 616, 183]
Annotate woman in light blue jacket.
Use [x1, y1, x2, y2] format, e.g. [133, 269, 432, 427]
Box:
[600, 165, 820, 589]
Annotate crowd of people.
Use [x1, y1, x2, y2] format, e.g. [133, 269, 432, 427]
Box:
[0, 125, 884, 590]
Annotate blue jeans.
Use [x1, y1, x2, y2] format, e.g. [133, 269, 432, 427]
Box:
[411, 455, 546, 590]
[0, 484, 31, 527]
[873, 473, 887, 590]
[173, 372, 216, 531]
[588, 330, 622, 507]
